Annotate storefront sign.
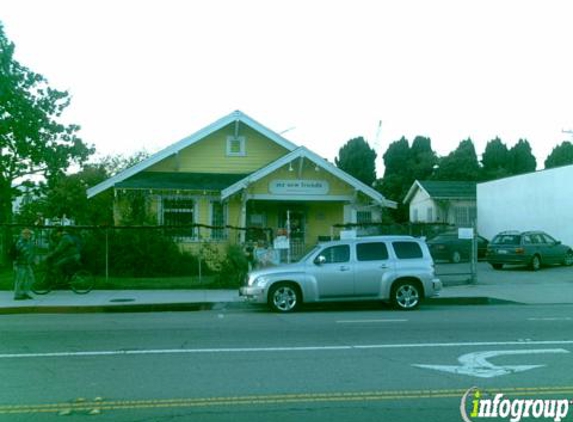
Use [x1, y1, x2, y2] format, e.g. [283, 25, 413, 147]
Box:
[269, 180, 329, 195]
[458, 228, 474, 239]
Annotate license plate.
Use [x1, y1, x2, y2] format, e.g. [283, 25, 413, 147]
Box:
[497, 249, 508, 254]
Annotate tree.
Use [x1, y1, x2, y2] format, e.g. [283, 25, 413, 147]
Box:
[15, 151, 149, 226]
[335, 136, 377, 186]
[382, 137, 410, 177]
[0, 23, 92, 223]
[409, 136, 438, 181]
[544, 141, 573, 169]
[481, 137, 510, 181]
[433, 138, 480, 181]
[376, 136, 438, 222]
[509, 139, 536, 175]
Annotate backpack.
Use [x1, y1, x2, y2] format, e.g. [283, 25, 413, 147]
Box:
[8, 240, 19, 261]
[71, 235, 82, 254]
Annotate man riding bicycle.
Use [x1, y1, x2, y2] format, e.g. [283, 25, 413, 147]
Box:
[46, 227, 81, 279]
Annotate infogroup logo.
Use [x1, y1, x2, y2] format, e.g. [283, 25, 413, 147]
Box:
[460, 387, 571, 422]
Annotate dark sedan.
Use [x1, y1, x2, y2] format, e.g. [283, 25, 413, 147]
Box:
[427, 233, 489, 263]
[486, 230, 573, 271]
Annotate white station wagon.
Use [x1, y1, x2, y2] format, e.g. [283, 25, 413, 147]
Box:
[240, 235, 442, 312]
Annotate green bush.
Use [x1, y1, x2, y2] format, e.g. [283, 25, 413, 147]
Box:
[82, 228, 200, 277]
[214, 244, 248, 288]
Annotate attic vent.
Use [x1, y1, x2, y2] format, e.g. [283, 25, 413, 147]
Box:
[226, 136, 246, 157]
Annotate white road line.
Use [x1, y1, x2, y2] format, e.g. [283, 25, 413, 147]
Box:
[2, 340, 573, 359]
[528, 317, 572, 321]
[336, 319, 408, 324]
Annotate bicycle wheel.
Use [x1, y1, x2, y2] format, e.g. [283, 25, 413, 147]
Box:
[31, 268, 52, 295]
[70, 270, 95, 294]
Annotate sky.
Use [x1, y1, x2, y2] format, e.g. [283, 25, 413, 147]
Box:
[2, 0, 572, 174]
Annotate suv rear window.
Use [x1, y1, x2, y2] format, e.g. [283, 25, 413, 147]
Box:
[392, 241, 423, 259]
[357, 242, 389, 261]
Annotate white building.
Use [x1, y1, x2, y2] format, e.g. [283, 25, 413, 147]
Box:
[477, 164, 573, 245]
[404, 180, 477, 226]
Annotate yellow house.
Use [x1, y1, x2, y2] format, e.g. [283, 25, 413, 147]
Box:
[87, 111, 396, 259]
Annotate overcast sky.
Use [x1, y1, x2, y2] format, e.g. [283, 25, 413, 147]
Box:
[2, 0, 572, 173]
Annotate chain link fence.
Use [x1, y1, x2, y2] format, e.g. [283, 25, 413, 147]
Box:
[1, 222, 479, 290]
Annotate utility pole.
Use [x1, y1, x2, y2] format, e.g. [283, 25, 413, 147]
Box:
[373, 120, 383, 177]
[562, 129, 573, 140]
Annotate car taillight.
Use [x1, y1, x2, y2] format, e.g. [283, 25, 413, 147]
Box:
[515, 248, 525, 254]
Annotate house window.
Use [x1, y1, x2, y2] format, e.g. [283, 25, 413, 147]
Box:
[161, 197, 196, 239]
[454, 206, 476, 226]
[426, 207, 433, 222]
[226, 136, 246, 156]
[357, 211, 372, 224]
[413, 209, 419, 222]
[210, 201, 227, 240]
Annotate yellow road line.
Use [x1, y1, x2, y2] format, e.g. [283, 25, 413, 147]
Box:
[1, 386, 572, 415]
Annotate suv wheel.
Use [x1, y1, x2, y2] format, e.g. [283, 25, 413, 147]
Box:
[563, 251, 573, 267]
[530, 255, 541, 271]
[391, 281, 421, 310]
[269, 283, 300, 313]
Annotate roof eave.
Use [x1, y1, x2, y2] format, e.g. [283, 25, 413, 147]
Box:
[87, 110, 298, 199]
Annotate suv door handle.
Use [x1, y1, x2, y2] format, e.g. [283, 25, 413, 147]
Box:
[339, 266, 351, 272]
[379, 264, 388, 269]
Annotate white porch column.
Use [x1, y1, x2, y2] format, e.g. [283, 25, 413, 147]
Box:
[239, 191, 248, 243]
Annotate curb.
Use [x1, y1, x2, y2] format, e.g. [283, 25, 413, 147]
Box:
[0, 303, 220, 315]
[0, 296, 521, 315]
[426, 296, 520, 306]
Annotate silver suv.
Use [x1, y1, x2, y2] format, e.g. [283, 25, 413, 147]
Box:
[239, 235, 442, 312]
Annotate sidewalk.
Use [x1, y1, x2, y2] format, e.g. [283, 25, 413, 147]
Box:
[1, 275, 573, 314]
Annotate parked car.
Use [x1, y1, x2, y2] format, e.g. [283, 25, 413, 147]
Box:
[239, 236, 442, 312]
[427, 232, 489, 263]
[486, 230, 573, 271]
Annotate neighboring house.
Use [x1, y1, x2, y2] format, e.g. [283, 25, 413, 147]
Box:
[403, 180, 477, 226]
[87, 110, 396, 258]
[477, 164, 573, 246]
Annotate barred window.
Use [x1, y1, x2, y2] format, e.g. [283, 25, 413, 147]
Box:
[357, 211, 372, 224]
[162, 197, 195, 238]
[210, 201, 227, 240]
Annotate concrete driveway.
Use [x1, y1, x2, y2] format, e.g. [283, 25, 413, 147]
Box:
[436, 261, 573, 285]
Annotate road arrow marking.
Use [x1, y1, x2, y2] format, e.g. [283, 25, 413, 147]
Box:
[413, 348, 570, 378]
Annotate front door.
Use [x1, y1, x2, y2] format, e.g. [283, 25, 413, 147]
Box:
[279, 208, 306, 260]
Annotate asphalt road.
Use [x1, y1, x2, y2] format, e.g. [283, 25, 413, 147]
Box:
[2, 304, 573, 422]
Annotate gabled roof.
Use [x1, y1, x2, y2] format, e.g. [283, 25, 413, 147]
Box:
[87, 110, 298, 198]
[222, 146, 397, 208]
[404, 180, 476, 204]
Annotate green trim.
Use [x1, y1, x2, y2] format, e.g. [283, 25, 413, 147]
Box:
[116, 172, 251, 191]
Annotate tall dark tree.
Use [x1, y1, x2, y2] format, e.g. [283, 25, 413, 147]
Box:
[0, 23, 92, 223]
[509, 139, 536, 175]
[382, 137, 410, 177]
[433, 138, 480, 181]
[335, 136, 377, 186]
[481, 137, 510, 181]
[376, 136, 437, 222]
[409, 136, 438, 181]
[544, 141, 573, 169]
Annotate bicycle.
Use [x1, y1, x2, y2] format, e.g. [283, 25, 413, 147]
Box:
[31, 259, 95, 295]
